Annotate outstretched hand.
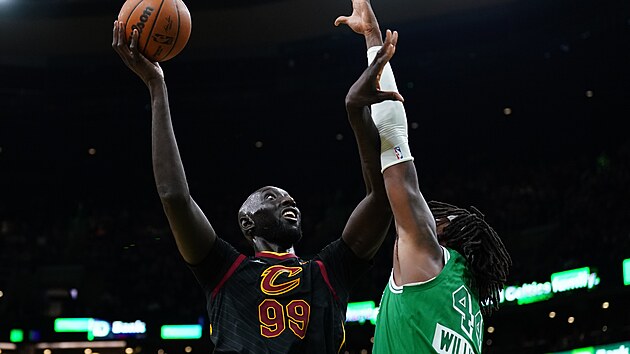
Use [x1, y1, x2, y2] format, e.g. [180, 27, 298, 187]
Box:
[334, 0, 382, 47]
[112, 20, 164, 86]
[346, 30, 403, 109]
[334, 0, 379, 36]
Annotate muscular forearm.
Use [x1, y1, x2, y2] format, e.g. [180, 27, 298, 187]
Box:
[347, 106, 385, 194]
[149, 78, 190, 201]
[147, 78, 217, 264]
[112, 21, 215, 265]
[366, 38, 413, 172]
[383, 161, 437, 244]
[342, 105, 392, 260]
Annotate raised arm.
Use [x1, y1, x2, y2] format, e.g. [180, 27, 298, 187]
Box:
[339, 97, 392, 261]
[334, 1, 394, 260]
[369, 31, 443, 284]
[339, 8, 444, 283]
[112, 21, 216, 265]
[382, 161, 443, 284]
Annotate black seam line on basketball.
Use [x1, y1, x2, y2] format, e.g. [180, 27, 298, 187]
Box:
[144, 0, 166, 57]
[161, 0, 180, 61]
[124, 0, 144, 42]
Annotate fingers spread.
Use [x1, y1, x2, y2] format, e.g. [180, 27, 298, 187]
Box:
[384, 29, 398, 49]
[113, 20, 127, 56]
[376, 29, 398, 64]
[130, 28, 139, 52]
[112, 20, 117, 47]
[390, 30, 398, 48]
[117, 21, 125, 49]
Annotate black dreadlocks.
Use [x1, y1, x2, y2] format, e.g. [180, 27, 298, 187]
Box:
[428, 200, 512, 316]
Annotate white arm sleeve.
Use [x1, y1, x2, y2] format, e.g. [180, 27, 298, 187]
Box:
[367, 46, 414, 172]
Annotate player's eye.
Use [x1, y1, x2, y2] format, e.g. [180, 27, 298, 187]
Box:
[265, 194, 276, 200]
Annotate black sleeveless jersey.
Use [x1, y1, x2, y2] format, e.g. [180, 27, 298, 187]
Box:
[190, 237, 369, 354]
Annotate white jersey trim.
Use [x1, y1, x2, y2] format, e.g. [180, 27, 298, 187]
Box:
[388, 246, 450, 294]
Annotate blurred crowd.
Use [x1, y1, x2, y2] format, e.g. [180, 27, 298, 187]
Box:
[1, 138, 628, 341]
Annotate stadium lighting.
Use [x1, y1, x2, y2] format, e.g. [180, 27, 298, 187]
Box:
[35, 342, 127, 349]
[54, 318, 92, 333]
[9, 330, 23, 343]
[161, 325, 202, 340]
[623, 258, 630, 285]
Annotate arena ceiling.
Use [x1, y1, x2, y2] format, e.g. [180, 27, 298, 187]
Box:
[0, 0, 531, 60]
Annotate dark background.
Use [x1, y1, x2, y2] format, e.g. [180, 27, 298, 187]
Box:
[1, 0, 629, 353]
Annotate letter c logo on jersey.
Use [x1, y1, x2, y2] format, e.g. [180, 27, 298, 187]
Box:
[260, 265, 303, 296]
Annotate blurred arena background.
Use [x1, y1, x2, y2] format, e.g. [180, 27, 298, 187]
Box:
[0, 0, 629, 353]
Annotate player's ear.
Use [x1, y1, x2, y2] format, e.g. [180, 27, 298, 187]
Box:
[239, 215, 255, 236]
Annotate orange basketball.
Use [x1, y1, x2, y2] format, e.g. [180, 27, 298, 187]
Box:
[117, 0, 192, 62]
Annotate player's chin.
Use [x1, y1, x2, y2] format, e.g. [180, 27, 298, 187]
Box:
[279, 227, 302, 247]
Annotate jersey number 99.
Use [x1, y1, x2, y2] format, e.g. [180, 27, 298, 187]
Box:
[258, 299, 311, 339]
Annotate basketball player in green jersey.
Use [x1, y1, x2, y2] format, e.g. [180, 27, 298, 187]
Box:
[336, 1, 512, 352]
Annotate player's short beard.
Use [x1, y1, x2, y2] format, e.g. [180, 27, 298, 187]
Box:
[258, 222, 302, 250]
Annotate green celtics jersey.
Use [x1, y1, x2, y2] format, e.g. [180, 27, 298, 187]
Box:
[373, 247, 484, 354]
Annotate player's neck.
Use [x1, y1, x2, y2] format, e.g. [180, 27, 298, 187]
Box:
[252, 237, 295, 254]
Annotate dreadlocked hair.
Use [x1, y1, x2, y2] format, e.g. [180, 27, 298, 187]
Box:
[428, 200, 512, 316]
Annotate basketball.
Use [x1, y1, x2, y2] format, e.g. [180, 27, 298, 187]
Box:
[117, 0, 192, 62]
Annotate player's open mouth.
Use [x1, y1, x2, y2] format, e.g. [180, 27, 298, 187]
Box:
[282, 208, 298, 221]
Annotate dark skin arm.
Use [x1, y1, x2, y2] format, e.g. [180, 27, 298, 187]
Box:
[340, 104, 392, 260]
[367, 25, 442, 283]
[339, 5, 443, 281]
[335, 0, 402, 260]
[112, 21, 216, 265]
[383, 162, 443, 284]
[339, 27, 405, 260]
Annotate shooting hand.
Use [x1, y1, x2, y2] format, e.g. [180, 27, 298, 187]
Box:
[112, 20, 164, 86]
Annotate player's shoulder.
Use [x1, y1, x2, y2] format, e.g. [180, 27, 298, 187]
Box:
[319, 237, 351, 254]
[311, 238, 342, 260]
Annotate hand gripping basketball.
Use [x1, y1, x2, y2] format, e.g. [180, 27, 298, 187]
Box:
[117, 0, 192, 62]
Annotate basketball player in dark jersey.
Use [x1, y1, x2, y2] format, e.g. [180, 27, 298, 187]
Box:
[111, 18, 396, 353]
